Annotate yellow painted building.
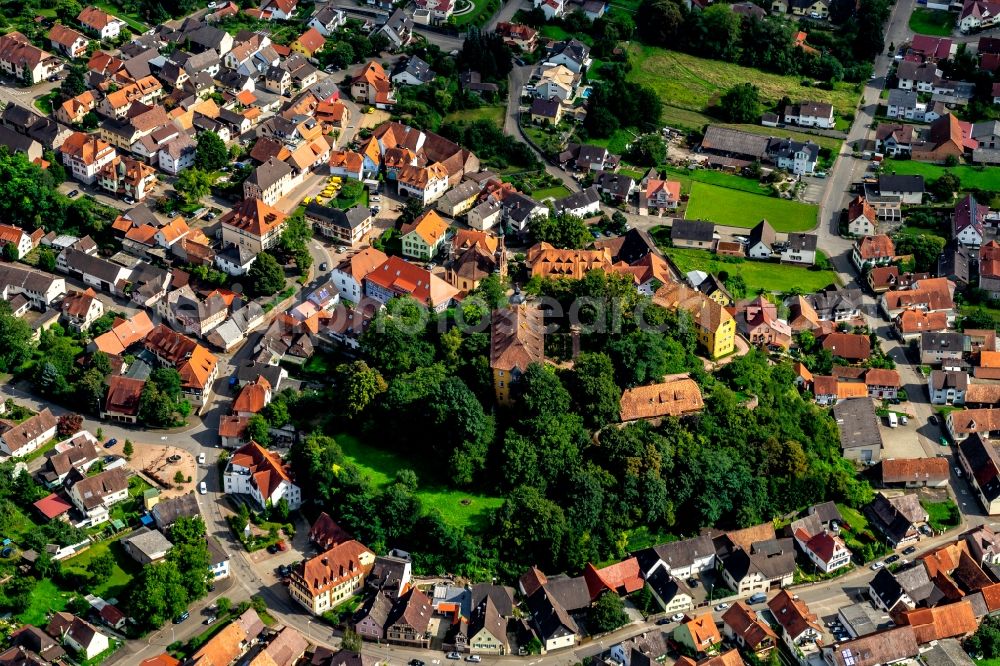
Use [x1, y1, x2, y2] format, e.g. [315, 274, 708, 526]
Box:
[489, 304, 544, 405]
[654, 282, 737, 359]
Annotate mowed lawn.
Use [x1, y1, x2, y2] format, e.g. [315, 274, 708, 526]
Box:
[63, 540, 138, 599]
[883, 159, 1000, 190]
[335, 433, 503, 531]
[909, 8, 954, 35]
[627, 44, 861, 121]
[663, 246, 838, 293]
[664, 166, 773, 196]
[685, 182, 818, 231]
[442, 106, 505, 128]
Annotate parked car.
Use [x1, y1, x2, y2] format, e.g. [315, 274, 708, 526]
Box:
[870, 561, 884, 571]
[409, 661, 425, 666]
[687, 578, 700, 588]
[319, 262, 328, 271]
[903, 546, 917, 555]
[167, 454, 182, 463]
[447, 653, 461, 660]
[68, 190, 79, 198]
[199, 481, 207, 494]
[714, 603, 729, 611]
[656, 618, 671, 625]
[465, 657, 481, 663]
[748, 592, 767, 604]
[267, 544, 280, 554]
[103, 456, 116, 463]
[197, 453, 206, 464]
[920, 524, 933, 536]
[104, 438, 117, 449]
[885, 554, 900, 564]
[204, 615, 217, 625]
[173, 611, 190, 624]
[929, 415, 939, 425]
[670, 613, 685, 622]
[939, 437, 949, 447]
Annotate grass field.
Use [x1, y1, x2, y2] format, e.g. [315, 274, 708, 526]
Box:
[583, 128, 635, 154]
[664, 166, 773, 196]
[961, 304, 1000, 325]
[531, 185, 572, 200]
[18, 578, 71, 626]
[63, 540, 138, 599]
[93, 0, 148, 31]
[336, 433, 503, 531]
[659, 103, 844, 151]
[921, 499, 960, 531]
[442, 106, 505, 128]
[909, 8, 954, 36]
[663, 246, 838, 293]
[882, 159, 1000, 190]
[685, 182, 818, 231]
[450, 0, 499, 27]
[628, 44, 861, 122]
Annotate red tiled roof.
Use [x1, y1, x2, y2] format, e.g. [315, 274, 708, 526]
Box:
[34, 493, 73, 519]
[583, 557, 644, 600]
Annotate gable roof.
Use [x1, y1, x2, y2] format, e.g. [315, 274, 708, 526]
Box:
[400, 209, 449, 246]
[672, 219, 715, 242]
[490, 304, 544, 372]
[1, 408, 57, 454]
[619, 377, 703, 421]
[881, 457, 950, 485]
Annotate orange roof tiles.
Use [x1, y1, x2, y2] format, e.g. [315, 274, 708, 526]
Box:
[93, 311, 155, 356]
[293, 539, 375, 597]
[837, 382, 870, 399]
[294, 27, 325, 53]
[490, 304, 544, 373]
[232, 377, 271, 414]
[583, 557, 644, 600]
[619, 376, 704, 421]
[364, 255, 458, 309]
[401, 209, 449, 246]
[881, 458, 949, 484]
[221, 199, 287, 239]
[231, 441, 294, 500]
[682, 613, 722, 649]
[144, 324, 217, 390]
[896, 601, 978, 643]
[527, 241, 612, 279]
[856, 234, 895, 261]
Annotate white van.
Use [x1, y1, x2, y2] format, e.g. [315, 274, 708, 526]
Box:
[888, 412, 898, 428]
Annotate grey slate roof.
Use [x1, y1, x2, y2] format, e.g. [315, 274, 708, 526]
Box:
[671, 219, 715, 242]
[553, 186, 600, 213]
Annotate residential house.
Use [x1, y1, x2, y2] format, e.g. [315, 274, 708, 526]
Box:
[673, 614, 722, 657]
[742, 219, 775, 259]
[351, 61, 395, 108]
[921, 331, 969, 368]
[866, 492, 929, 546]
[822, 626, 919, 666]
[894, 309, 949, 340]
[386, 588, 433, 647]
[781, 233, 818, 265]
[852, 234, 895, 272]
[48, 24, 89, 59]
[619, 376, 704, 422]
[833, 398, 884, 463]
[288, 540, 376, 615]
[738, 295, 792, 349]
[469, 597, 509, 655]
[490, 304, 544, 405]
[912, 114, 975, 163]
[448, 229, 506, 293]
[55, 90, 99, 126]
[610, 631, 670, 666]
[672, 219, 715, 249]
[328, 150, 364, 181]
[496, 22, 538, 52]
[379, 10, 414, 50]
[0, 32, 64, 84]
[789, 513, 852, 573]
[529, 97, 563, 125]
[717, 532, 796, 595]
[65, 466, 129, 525]
[721, 603, 778, 659]
[929, 370, 969, 405]
[243, 157, 293, 206]
[881, 458, 950, 488]
[783, 101, 834, 129]
[158, 134, 197, 175]
[958, 433, 1000, 513]
[291, 28, 325, 57]
[955, 193, 987, 248]
[821, 332, 871, 363]
[331, 246, 387, 302]
[46, 613, 110, 661]
[38, 431, 100, 486]
[151, 493, 200, 531]
[306, 203, 372, 247]
[392, 56, 435, 86]
[879, 174, 924, 204]
[634, 535, 716, 581]
[401, 209, 450, 261]
[221, 197, 287, 255]
[886, 90, 921, 121]
[78, 6, 126, 39]
[260, 0, 298, 20]
[638, 179, 681, 215]
[847, 197, 878, 237]
[436, 180, 480, 217]
[880, 277, 955, 321]
[960, 0, 1000, 32]
[97, 155, 157, 202]
[60, 288, 103, 332]
[547, 39, 590, 73]
[0, 408, 57, 458]
[0, 224, 40, 260]
[122, 527, 173, 564]
[223, 441, 302, 510]
[364, 255, 458, 313]
[769, 139, 819, 176]
[143, 324, 219, 412]
[526, 242, 611, 279]
[397, 163, 450, 205]
[59, 131, 117, 184]
[768, 591, 822, 662]
[553, 187, 602, 218]
[876, 122, 915, 157]
[189, 609, 265, 666]
[653, 282, 736, 359]
[308, 4, 346, 35]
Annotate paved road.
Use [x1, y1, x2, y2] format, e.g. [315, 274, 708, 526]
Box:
[0, 76, 60, 111]
[504, 65, 581, 193]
